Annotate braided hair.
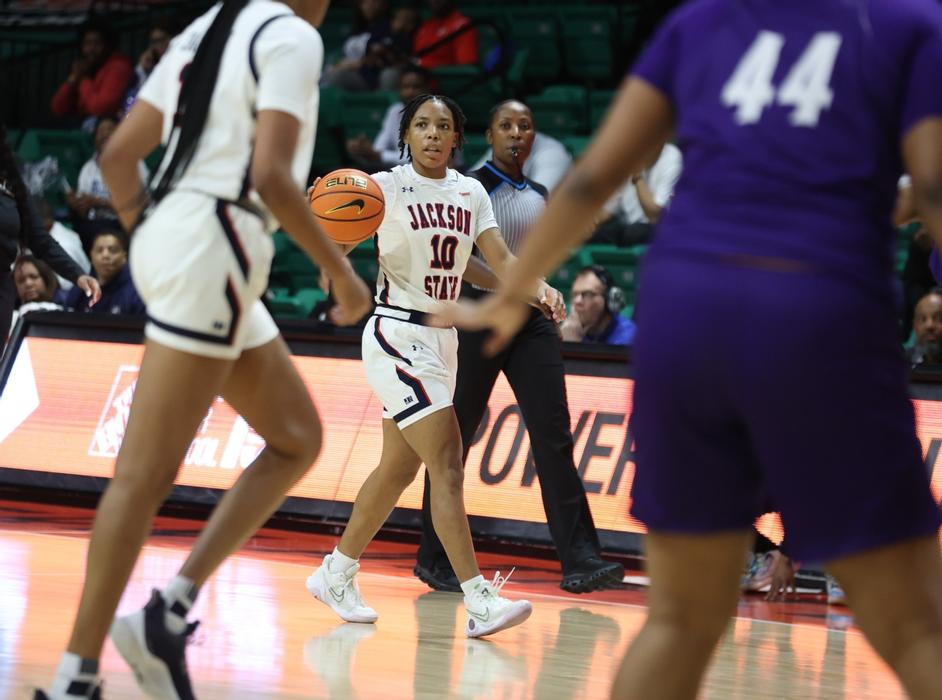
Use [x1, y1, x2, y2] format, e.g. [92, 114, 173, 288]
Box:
[150, 0, 248, 204]
[397, 94, 466, 161]
[0, 122, 35, 248]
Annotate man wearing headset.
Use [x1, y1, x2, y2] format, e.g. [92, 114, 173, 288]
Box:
[561, 265, 637, 345]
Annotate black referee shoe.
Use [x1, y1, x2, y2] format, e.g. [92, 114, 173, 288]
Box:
[560, 557, 625, 593]
[413, 562, 462, 592]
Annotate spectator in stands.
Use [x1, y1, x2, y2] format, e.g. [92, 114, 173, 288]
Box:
[67, 115, 149, 248]
[9, 256, 66, 336]
[470, 132, 573, 191]
[123, 16, 181, 114]
[908, 289, 942, 366]
[560, 265, 636, 346]
[1, 123, 99, 344]
[38, 198, 90, 291]
[50, 15, 133, 125]
[346, 66, 431, 170]
[65, 229, 144, 315]
[322, 0, 394, 91]
[371, 6, 421, 90]
[897, 175, 935, 341]
[14, 255, 64, 306]
[591, 142, 683, 246]
[413, 0, 478, 69]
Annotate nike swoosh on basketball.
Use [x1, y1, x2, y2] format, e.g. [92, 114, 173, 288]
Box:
[325, 198, 366, 215]
[328, 586, 345, 602]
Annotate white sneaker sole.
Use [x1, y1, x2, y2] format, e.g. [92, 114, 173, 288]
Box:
[305, 569, 378, 624]
[465, 600, 532, 638]
[110, 613, 180, 700]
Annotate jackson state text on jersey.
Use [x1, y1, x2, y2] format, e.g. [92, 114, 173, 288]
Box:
[370, 165, 498, 312]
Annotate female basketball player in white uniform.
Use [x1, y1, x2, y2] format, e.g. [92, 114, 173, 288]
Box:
[36, 1, 371, 698]
[306, 94, 564, 638]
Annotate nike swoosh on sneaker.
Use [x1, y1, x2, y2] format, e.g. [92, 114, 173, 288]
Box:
[468, 608, 489, 622]
[328, 586, 346, 603]
[325, 199, 366, 215]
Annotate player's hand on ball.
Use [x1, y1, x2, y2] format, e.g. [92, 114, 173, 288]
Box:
[328, 259, 372, 326]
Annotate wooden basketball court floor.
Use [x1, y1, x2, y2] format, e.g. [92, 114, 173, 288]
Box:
[0, 499, 905, 699]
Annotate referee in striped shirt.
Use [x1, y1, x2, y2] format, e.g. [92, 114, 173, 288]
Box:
[414, 100, 624, 593]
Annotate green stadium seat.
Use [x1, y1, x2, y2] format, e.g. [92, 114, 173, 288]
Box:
[618, 3, 643, 50]
[431, 66, 500, 131]
[562, 136, 591, 158]
[294, 287, 328, 316]
[313, 87, 347, 174]
[462, 134, 490, 166]
[341, 91, 398, 139]
[528, 85, 588, 138]
[548, 247, 592, 292]
[17, 129, 94, 193]
[506, 9, 561, 83]
[559, 7, 617, 82]
[584, 244, 646, 295]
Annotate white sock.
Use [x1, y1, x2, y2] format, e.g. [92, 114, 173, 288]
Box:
[460, 575, 485, 598]
[49, 652, 99, 698]
[161, 575, 198, 635]
[329, 547, 358, 572]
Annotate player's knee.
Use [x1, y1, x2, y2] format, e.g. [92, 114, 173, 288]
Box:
[384, 460, 421, 491]
[429, 456, 465, 493]
[110, 464, 177, 506]
[268, 411, 322, 470]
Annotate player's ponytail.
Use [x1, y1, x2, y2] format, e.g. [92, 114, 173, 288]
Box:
[150, 0, 248, 204]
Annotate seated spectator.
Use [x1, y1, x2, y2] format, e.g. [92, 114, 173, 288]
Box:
[896, 174, 935, 340]
[322, 0, 393, 91]
[65, 229, 144, 315]
[346, 66, 431, 170]
[413, 0, 478, 69]
[1, 123, 98, 344]
[14, 255, 65, 308]
[591, 142, 683, 246]
[10, 256, 65, 336]
[123, 16, 180, 114]
[370, 6, 421, 91]
[470, 131, 572, 191]
[50, 15, 133, 124]
[38, 198, 90, 291]
[560, 265, 636, 346]
[67, 115, 149, 249]
[908, 288, 942, 366]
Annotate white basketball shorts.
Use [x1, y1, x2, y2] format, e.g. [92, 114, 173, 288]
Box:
[131, 191, 279, 360]
[362, 311, 458, 429]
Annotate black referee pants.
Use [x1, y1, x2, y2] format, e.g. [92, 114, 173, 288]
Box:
[417, 304, 603, 574]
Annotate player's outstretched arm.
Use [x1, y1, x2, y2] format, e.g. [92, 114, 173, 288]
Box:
[253, 109, 371, 325]
[904, 118, 942, 247]
[475, 228, 565, 323]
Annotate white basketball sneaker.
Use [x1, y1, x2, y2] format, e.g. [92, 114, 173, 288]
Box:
[464, 569, 532, 638]
[306, 554, 379, 624]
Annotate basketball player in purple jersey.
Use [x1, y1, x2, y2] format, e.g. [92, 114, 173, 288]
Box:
[440, 1, 942, 697]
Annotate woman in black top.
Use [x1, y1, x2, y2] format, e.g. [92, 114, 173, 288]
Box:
[0, 123, 100, 343]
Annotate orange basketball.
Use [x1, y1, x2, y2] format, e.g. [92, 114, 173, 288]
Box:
[309, 168, 385, 245]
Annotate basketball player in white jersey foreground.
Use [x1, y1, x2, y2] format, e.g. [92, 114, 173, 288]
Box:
[305, 94, 566, 638]
[36, 1, 372, 698]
